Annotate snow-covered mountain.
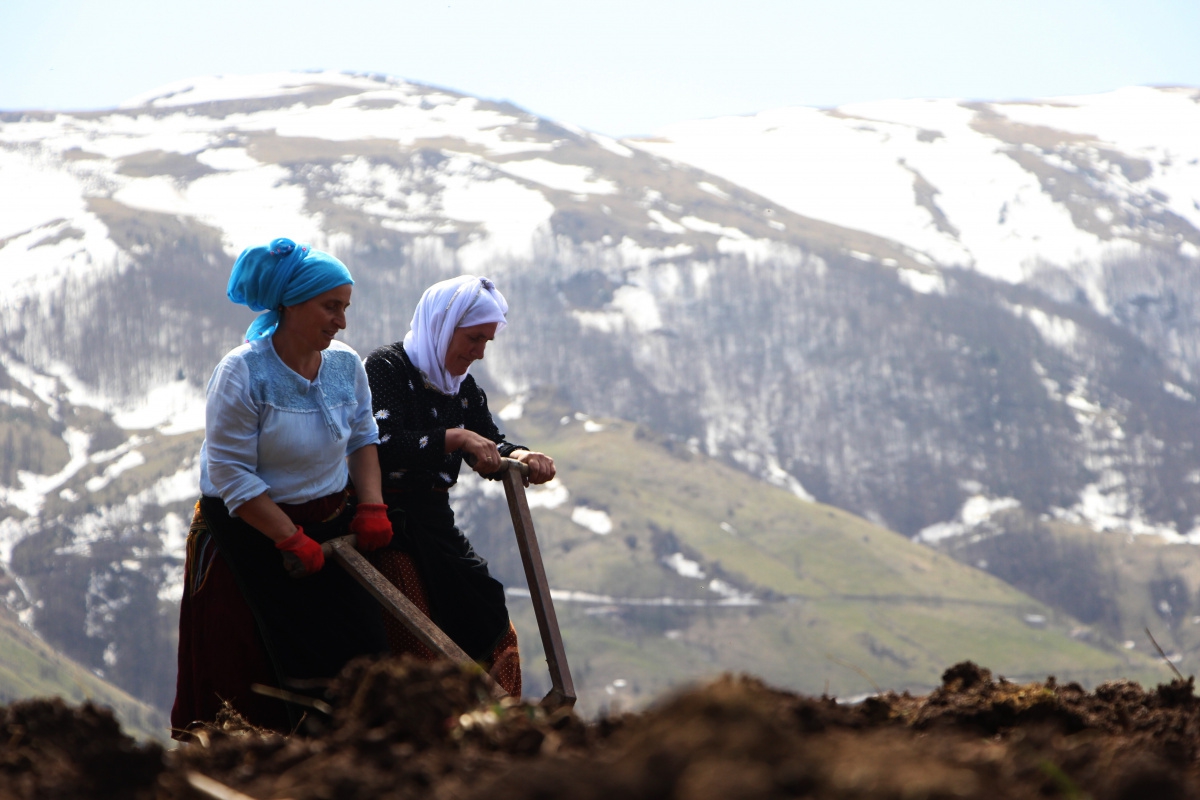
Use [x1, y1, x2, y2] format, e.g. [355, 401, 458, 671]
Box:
[633, 88, 1200, 380]
[1, 72, 1199, 709]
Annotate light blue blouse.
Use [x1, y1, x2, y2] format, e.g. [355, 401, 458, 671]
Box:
[199, 337, 379, 514]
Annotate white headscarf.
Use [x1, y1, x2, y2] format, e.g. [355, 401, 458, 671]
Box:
[403, 275, 509, 395]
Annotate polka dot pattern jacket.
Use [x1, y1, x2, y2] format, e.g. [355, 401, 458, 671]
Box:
[364, 342, 525, 492]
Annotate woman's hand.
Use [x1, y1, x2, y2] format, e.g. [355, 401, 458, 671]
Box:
[350, 503, 393, 550]
[276, 527, 325, 576]
[446, 428, 503, 475]
[513, 450, 556, 485]
[234, 494, 324, 576]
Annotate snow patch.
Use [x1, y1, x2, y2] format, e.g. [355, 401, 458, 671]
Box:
[110, 378, 206, 433]
[195, 147, 260, 171]
[680, 216, 748, 239]
[635, 95, 1154, 282]
[438, 166, 555, 267]
[765, 456, 814, 501]
[610, 285, 663, 333]
[0, 354, 64, 417]
[991, 87, 1200, 233]
[1009, 304, 1079, 351]
[647, 209, 686, 234]
[590, 133, 634, 158]
[897, 267, 946, 295]
[707, 579, 756, 603]
[614, 236, 695, 267]
[114, 164, 324, 255]
[1051, 471, 1183, 540]
[716, 236, 786, 262]
[663, 552, 705, 580]
[0, 428, 92, 518]
[0, 156, 126, 310]
[1164, 382, 1196, 403]
[0, 152, 90, 241]
[158, 562, 186, 603]
[916, 495, 1022, 543]
[572, 309, 625, 334]
[525, 479, 569, 510]
[85, 450, 146, 493]
[731, 451, 814, 502]
[495, 159, 617, 195]
[497, 399, 524, 420]
[0, 390, 32, 409]
[158, 511, 191, 562]
[570, 505, 612, 535]
[696, 181, 730, 199]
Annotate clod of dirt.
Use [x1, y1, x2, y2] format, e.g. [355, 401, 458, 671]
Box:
[23, 657, 1200, 799]
[465, 664, 1200, 800]
[328, 655, 499, 746]
[163, 657, 593, 800]
[0, 697, 163, 799]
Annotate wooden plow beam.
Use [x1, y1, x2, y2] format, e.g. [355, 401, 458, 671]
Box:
[497, 458, 577, 709]
[307, 457, 575, 709]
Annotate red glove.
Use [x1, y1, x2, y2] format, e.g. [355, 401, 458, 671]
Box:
[276, 526, 324, 576]
[350, 503, 393, 551]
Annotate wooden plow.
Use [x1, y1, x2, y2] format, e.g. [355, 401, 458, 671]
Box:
[313, 458, 576, 708]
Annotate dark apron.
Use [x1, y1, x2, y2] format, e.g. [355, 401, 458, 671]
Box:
[199, 495, 387, 693]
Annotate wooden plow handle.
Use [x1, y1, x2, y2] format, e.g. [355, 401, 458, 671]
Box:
[281, 454, 574, 710]
[496, 457, 577, 709]
[297, 534, 507, 701]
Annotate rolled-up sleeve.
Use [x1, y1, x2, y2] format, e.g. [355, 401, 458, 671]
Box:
[203, 356, 269, 513]
[347, 356, 380, 455]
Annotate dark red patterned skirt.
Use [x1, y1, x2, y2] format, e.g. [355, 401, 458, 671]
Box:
[171, 494, 385, 738]
[170, 503, 292, 736]
[368, 549, 521, 697]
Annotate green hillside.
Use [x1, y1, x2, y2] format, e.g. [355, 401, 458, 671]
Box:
[934, 510, 1200, 673]
[0, 606, 168, 742]
[487, 395, 1171, 713]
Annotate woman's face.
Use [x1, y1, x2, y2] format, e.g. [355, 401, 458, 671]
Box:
[280, 284, 352, 351]
[444, 322, 498, 376]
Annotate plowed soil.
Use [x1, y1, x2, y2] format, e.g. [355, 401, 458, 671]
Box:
[5, 658, 1200, 799]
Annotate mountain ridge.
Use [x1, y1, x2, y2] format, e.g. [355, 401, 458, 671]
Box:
[1, 71, 1198, 713]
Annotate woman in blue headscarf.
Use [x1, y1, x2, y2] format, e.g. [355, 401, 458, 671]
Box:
[172, 238, 393, 737]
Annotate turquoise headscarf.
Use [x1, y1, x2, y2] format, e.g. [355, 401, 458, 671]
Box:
[226, 238, 354, 341]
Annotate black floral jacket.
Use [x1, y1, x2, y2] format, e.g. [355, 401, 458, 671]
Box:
[363, 342, 524, 491]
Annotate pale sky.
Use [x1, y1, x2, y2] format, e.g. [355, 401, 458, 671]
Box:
[2, 0, 1197, 137]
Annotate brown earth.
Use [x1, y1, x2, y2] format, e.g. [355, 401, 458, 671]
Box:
[4, 657, 1200, 799]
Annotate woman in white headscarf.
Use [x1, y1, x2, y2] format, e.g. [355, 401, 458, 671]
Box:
[362, 275, 554, 695]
